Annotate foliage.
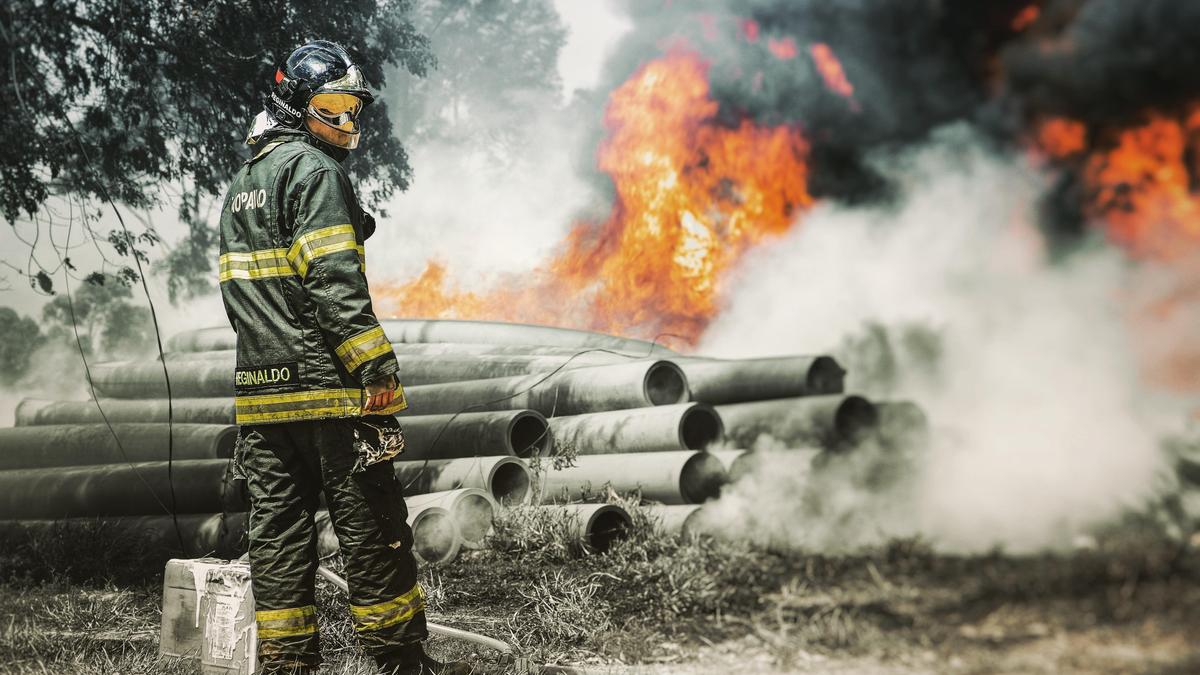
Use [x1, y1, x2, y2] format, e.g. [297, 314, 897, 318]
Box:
[2, 0, 434, 221]
[1, 0, 435, 297]
[0, 307, 42, 384]
[40, 272, 153, 358]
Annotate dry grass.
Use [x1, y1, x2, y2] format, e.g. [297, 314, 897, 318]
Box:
[1, 506, 1198, 674]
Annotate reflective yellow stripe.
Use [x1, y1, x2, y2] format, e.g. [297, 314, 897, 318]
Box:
[350, 585, 425, 633]
[256, 605, 317, 640]
[334, 326, 395, 372]
[233, 386, 407, 424]
[376, 384, 408, 415]
[218, 249, 294, 283]
[288, 224, 357, 278]
[235, 388, 362, 424]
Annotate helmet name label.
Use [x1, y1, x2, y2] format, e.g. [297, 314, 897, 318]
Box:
[270, 91, 303, 120]
[231, 189, 267, 213]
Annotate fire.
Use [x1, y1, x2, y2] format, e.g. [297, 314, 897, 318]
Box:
[809, 43, 856, 103]
[380, 52, 812, 345]
[767, 36, 798, 60]
[1034, 117, 1087, 159]
[1082, 107, 1200, 259]
[1011, 4, 1041, 32]
[1032, 107, 1200, 392]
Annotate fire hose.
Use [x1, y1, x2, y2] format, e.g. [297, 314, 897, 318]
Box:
[316, 565, 595, 675]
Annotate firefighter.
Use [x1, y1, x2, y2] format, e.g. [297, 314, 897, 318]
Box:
[219, 40, 471, 675]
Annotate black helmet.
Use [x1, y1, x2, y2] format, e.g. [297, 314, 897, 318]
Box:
[265, 40, 375, 149]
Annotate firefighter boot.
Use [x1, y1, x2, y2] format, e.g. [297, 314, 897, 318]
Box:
[374, 644, 475, 675]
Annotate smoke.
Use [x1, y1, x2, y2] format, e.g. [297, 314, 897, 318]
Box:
[369, 106, 600, 287]
[697, 126, 1174, 553]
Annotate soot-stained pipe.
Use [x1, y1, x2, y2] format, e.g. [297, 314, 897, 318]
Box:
[399, 360, 689, 417]
[538, 451, 727, 505]
[393, 456, 532, 506]
[396, 410, 551, 459]
[546, 403, 722, 456]
[0, 424, 236, 469]
[717, 395, 879, 450]
[674, 355, 845, 405]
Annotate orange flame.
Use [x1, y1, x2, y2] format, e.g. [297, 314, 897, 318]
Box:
[1034, 117, 1087, 159]
[767, 36, 799, 60]
[379, 52, 812, 345]
[1032, 107, 1200, 392]
[809, 43, 855, 100]
[1082, 107, 1200, 259]
[1012, 5, 1041, 32]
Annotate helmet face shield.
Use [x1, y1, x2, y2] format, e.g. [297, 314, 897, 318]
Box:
[306, 93, 364, 149]
[309, 93, 363, 126]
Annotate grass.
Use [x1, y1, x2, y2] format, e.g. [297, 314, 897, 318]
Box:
[1, 503, 1198, 674]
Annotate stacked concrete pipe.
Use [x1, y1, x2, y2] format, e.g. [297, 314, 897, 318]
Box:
[0, 320, 926, 560]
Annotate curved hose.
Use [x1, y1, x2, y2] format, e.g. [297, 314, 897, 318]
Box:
[316, 564, 514, 654]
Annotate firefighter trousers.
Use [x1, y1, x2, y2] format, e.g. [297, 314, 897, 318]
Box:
[237, 419, 428, 672]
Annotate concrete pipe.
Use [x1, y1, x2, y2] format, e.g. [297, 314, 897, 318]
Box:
[164, 343, 639, 362]
[394, 456, 532, 505]
[315, 506, 462, 566]
[642, 504, 703, 537]
[166, 327, 237, 353]
[538, 451, 727, 505]
[87, 360, 232, 398]
[379, 319, 670, 354]
[0, 459, 245, 519]
[875, 401, 931, 450]
[675, 355, 845, 405]
[406, 488, 496, 548]
[397, 410, 551, 459]
[15, 398, 236, 426]
[546, 403, 722, 456]
[707, 449, 760, 483]
[717, 395, 879, 450]
[533, 504, 632, 553]
[389, 353, 628, 385]
[400, 360, 688, 417]
[0, 423, 237, 469]
[145, 351, 627, 392]
[0, 512, 248, 559]
[168, 320, 675, 355]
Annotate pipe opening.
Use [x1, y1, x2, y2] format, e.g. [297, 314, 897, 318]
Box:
[680, 454, 728, 504]
[509, 413, 550, 458]
[491, 462, 530, 506]
[412, 511, 457, 564]
[644, 362, 687, 406]
[453, 495, 495, 545]
[679, 406, 723, 450]
[587, 509, 630, 552]
[834, 396, 880, 448]
[806, 356, 847, 395]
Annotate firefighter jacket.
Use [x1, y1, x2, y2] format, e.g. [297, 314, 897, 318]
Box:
[218, 132, 407, 425]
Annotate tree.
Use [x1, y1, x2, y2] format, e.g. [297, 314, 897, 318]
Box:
[1, 0, 435, 295]
[0, 307, 42, 384]
[41, 273, 154, 359]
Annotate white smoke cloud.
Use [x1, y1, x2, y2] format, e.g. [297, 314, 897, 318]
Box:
[698, 124, 1174, 553]
[368, 111, 598, 288]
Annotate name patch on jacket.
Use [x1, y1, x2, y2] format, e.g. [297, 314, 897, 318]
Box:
[235, 362, 298, 389]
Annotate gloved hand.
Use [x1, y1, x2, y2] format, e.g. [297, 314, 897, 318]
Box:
[364, 374, 399, 412]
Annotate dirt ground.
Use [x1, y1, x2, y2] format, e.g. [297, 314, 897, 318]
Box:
[1, 510, 1196, 675]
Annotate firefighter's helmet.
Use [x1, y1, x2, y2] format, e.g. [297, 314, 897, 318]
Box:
[265, 40, 374, 150]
